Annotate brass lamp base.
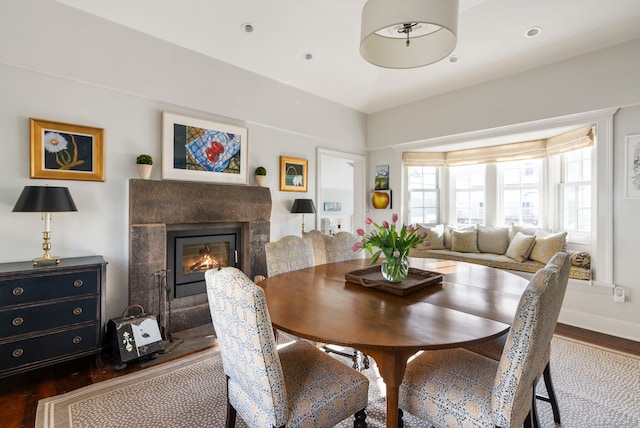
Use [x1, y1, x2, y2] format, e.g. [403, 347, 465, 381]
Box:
[33, 254, 61, 267]
[33, 231, 60, 266]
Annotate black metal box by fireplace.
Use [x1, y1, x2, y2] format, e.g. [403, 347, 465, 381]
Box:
[167, 227, 241, 298]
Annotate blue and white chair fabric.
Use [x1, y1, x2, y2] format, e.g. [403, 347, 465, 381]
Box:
[464, 252, 570, 425]
[399, 253, 569, 428]
[206, 267, 369, 428]
[264, 235, 315, 277]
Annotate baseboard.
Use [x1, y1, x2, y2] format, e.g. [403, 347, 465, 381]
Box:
[558, 308, 640, 342]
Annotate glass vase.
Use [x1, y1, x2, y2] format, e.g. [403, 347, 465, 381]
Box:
[381, 255, 409, 283]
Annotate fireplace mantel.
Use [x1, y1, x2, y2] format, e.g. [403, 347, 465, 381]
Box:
[128, 179, 271, 331]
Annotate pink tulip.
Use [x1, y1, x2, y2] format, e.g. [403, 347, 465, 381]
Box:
[392, 213, 398, 222]
[382, 221, 390, 229]
[365, 217, 373, 225]
[352, 242, 363, 251]
[356, 228, 365, 236]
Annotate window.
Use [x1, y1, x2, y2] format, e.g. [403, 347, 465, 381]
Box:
[451, 165, 485, 225]
[560, 147, 592, 232]
[499, 159, 542, 226]
[407, 166, 439, 224]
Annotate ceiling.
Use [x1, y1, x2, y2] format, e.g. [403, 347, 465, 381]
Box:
[55, 0, 640, 115]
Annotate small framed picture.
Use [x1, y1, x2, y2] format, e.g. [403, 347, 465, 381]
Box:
[375, 165, 389, 190]
[162, 111, 248, 184]
[30, 118, 104, 182]
[280, 156, 308, 192]
[625, 134, 640, 198]
[371, 190, 392, 209]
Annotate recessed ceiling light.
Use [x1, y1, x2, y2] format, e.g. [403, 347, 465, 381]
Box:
[241, 23, 254, 33]
[303, 52, 313, 61]
[525, 26, 542, 38]
[449, 55, 459, 63]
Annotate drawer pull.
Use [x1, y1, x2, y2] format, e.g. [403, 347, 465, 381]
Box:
[73, 279, 84, 287]
[73, 336, 82, 344]
[12, 349, 24, 358]
[12, 317, 24, 326]
[12, 287, 24, 296]
[73, 307, 83, 316]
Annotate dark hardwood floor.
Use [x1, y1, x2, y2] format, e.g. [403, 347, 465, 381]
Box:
[1, 323, 638, 428]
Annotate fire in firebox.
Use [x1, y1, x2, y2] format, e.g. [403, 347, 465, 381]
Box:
[188, 245, 220, 272]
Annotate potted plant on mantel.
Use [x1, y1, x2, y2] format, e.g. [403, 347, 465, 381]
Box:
[255, 166, 267, 187]
[136, 154, 153, 180]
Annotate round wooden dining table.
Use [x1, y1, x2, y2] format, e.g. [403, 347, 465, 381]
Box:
[258, 257, 529, 428]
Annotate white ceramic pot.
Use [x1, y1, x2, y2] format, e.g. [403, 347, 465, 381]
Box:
[256, 175, 266, 187]
[137, 164, 152, 180]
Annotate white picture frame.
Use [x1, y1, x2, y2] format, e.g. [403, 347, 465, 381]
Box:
[162, 111, 248, 184]
[625, 134, 640, 199]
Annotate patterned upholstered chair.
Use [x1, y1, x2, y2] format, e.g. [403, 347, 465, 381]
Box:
[302, 230, 328, 265]
[302, 230, 368, 369]
[464, 252, 570, 426]
[398, 254, 569, 428]
[206, 267, 369, 428]
[264, 235, 315, 277]
[324, 231, 364, 263]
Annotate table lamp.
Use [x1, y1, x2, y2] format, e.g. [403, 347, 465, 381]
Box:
[12, 185, 78, 266]
[290, 199, 316, 234]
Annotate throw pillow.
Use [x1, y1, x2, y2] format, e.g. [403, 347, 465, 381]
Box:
[530, 231, 567, 264]
[505, 232, 536, 262]
[477, 226, 510, 254]
[451, 229, 480, 253]
[509, 224, 537, 241]
[415, 224, 445, 249]
[444, 225, 475, 249]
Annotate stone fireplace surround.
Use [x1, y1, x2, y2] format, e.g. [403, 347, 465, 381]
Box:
[129, 179, 271, 332]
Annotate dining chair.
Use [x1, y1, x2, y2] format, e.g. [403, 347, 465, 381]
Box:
[320, 231, 370, 369]
[264, 235, 315, 277]
[324, 231, 364, 263]
[398, 255, 569, 428]
[205, 267, 369, 428]
[302, 230, 328, 265]
[464, 252, 570, 426]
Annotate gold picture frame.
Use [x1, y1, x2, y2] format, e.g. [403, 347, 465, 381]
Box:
[280, 156, 308, 192]
[30, 118, 104, 182]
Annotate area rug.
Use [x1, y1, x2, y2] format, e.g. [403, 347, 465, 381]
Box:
[35, 336, 640, 427]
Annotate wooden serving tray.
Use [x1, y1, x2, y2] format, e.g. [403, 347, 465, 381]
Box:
[345, 266, 443, 296]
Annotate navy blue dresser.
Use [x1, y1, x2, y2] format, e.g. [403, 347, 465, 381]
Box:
[0, 256, 106, 377]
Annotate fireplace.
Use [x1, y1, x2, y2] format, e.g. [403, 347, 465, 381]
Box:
[129, 179, 271, 332]
[167, 226, 241, 298]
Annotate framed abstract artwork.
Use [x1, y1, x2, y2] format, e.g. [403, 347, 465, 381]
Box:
[280, 156, 308, 192]
[162, 112, 248, 184]
[625, 134, 640, 199]
[30, 118, 104, 182]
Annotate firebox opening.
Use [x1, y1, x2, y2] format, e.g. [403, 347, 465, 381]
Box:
[167, 227, 241, 298]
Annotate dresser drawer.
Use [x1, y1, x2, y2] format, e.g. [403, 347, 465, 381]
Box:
[0, 296, 99, 339]
[0, 324, 99, 373]
[0, 270, 98, 308]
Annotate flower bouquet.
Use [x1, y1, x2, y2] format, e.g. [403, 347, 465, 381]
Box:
[353, 214, 426, 282]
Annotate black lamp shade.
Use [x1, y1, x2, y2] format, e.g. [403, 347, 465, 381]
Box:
[12, 186, 78, 212]
[291, 199, 316, 214]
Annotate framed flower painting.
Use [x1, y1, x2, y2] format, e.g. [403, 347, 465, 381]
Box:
[161, 112, 248, 184]
[30, 118, 104, 182]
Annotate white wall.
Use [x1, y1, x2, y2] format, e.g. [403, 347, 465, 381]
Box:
[366, 40, 640, 341]
[0, 0, 365, 320]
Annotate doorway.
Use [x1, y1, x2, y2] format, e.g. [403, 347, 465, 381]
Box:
[316, 148, 366, 234]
